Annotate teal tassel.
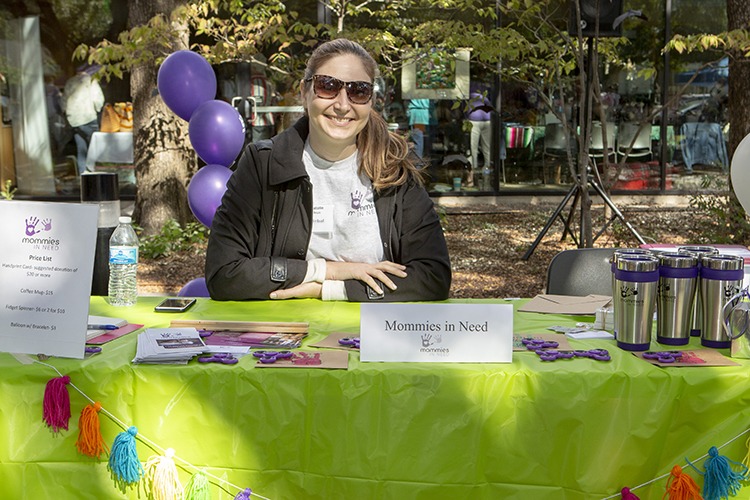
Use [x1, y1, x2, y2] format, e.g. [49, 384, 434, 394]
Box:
[234, 487, 252, 499]
[107, 426, 144, 491]
[688, 446, 748, 500]
[184, 470, 211, 500]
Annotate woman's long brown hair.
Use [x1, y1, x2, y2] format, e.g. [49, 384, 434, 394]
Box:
[302, 38, 423, 191]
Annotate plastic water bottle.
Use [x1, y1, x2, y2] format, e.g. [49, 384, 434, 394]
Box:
[108, 216, 139, 306]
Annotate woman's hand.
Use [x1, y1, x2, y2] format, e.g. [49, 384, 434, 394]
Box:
[270, 282, 323, 300]
[326, 261, 407, 295]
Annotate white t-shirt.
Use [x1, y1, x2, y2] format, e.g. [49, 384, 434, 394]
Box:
[302, 141, 384, 300]
[303, 141, 383, 263]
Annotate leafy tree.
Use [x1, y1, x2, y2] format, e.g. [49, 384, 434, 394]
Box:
[665, 3, 750, 241]
[77, 0, 310, 234]
[73, 0, 747, 243]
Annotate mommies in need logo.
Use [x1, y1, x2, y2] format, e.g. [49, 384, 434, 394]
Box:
[25, 216, 52, 236]
[21, 215, 60, 250]
[347, 189, 375, 218]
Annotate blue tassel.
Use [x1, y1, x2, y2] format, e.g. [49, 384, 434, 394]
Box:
[107, 426, 144, 490]
[688, 446, 748, 500]
[234, 487, 252, 499]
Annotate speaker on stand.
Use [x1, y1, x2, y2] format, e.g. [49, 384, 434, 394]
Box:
[569, 0, 623, 38]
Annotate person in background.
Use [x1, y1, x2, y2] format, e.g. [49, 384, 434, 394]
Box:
[62, 65, 105, 174]
[45, 75, 69, 162]
[466, 91, 494, 188]
[407, 98, 434, 158]
[206, 38, 451, 302]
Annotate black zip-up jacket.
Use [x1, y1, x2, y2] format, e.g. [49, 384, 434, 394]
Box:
[205, 117, 451, 302]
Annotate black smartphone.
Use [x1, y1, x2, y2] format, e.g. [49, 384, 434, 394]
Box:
[154, 297, 197, 313]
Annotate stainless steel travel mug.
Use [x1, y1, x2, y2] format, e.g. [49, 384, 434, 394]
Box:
[656, 252, 698, 345]
[678, 245, 719, 337]
[610, 248, 653, 339]
[700, 254, 744, 348]
[614, 254, 660, 351]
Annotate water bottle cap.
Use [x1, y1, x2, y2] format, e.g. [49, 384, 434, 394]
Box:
[119, 216, 132, 224]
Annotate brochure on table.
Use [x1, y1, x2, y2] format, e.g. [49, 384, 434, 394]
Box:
[0, 200, 98, 359]
[360, 303, 514, 363]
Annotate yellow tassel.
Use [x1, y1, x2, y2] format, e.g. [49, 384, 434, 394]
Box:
[76, 402, 109, 459]
[743, 433, 750, 470]
[144, 448, 182, 500]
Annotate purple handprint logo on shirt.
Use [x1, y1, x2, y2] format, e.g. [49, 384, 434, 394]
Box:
[351, 190, 364, 209]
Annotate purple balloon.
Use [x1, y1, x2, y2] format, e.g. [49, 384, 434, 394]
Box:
[157, 50, 217, 121]
[187, 164, 233, 227]
[177, 277, 210, 297]
[188, 100, 245, 167]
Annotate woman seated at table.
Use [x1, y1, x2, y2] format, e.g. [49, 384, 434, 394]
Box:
[205, 38, 451, 302]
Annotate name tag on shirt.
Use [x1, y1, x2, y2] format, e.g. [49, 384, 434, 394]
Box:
[312, 205, 334, 234]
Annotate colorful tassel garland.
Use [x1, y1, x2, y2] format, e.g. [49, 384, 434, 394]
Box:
[234, 487, 253, 500]
[184, 470, 211, 500]
[664, 465, 701, 500]
[698, 446, 748, 500]
[42, 375, 71, 432]
[76, 402, 109, 459]
[144, 448, 182, 500]
[108, 426, 144, 490]
[620, 486, 640, 499]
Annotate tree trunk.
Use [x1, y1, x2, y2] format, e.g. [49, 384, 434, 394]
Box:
[726, 0, 750, 241]
[128, 0, 196, 235]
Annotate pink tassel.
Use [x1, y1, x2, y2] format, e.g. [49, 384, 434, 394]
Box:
[620, 487, 640, 499]
[42, 375, 71, 432]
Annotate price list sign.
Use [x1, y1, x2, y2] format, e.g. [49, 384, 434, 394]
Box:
[0, 201, 98, 358]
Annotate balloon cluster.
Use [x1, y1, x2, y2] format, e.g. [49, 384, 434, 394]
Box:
[157, 50, 245, 227]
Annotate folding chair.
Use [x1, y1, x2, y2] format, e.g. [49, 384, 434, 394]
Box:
[545, 248, 617, 296]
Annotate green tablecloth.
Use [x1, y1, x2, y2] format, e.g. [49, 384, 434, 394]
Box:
[2, 296, 750, 500]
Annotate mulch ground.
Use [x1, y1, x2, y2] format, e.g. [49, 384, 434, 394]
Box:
[138, 203, 711, 298]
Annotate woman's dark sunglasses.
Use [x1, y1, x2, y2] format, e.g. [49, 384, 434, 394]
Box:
[305, 74, 374, 105]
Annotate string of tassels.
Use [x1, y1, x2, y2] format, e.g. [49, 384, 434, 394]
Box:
[601, 427, 750, 499]
[36, 361, 269, 499]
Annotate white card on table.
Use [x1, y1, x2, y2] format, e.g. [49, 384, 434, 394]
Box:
[360, 303, 513, 363]
[0, 201, 98, 358]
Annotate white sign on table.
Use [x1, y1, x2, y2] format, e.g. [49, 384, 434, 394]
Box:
[359, 303, 514, 363]
[0, 201, 98, 358]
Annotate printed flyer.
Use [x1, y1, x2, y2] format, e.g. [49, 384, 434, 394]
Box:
[0, 201, 98, 358]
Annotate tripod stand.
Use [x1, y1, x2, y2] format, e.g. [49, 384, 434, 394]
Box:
[521, 167, 646, 260]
